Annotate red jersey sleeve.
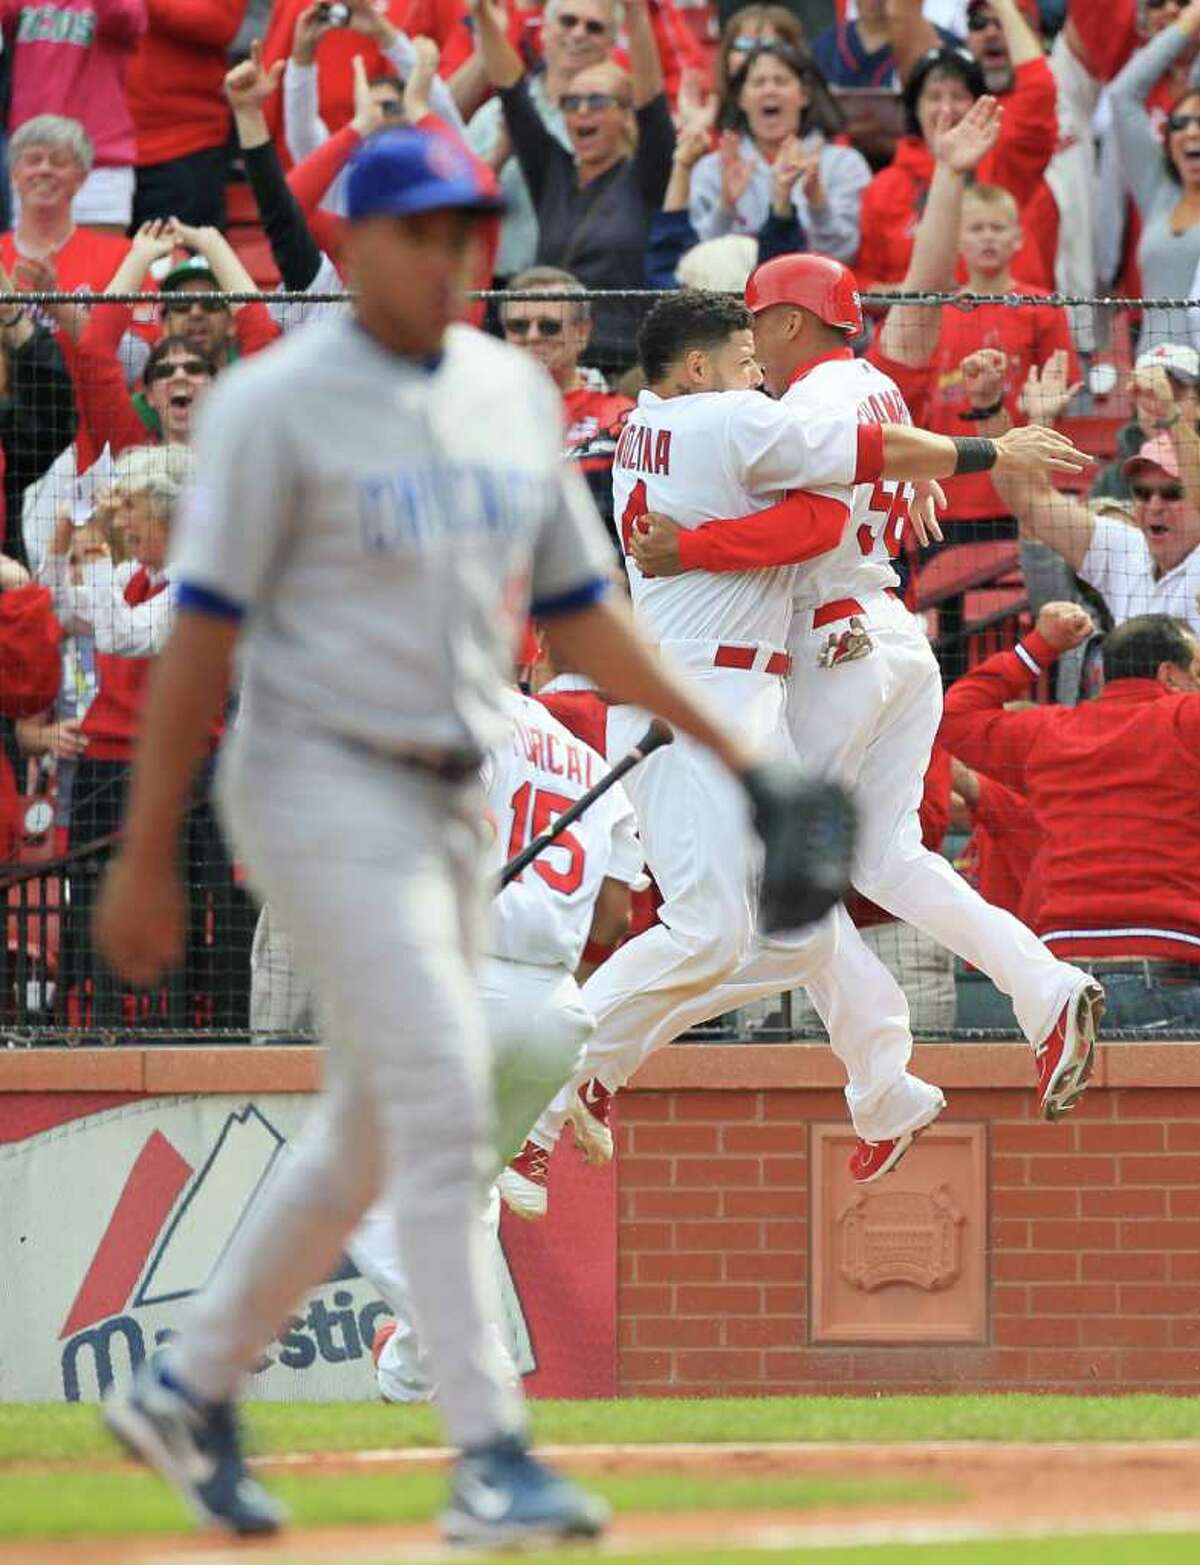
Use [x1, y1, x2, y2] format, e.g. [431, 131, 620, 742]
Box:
[983, 57, 1058, 204]
[74, 308, 154, 457]
[974, 773, 1035, 836]
[0, 585, 62, 718]
[919, 741, 952, 853]
[234, 300, 283, 357]
[939, 630, 1059, 790]
[287, 121, 362, 213]
[676, 492, 849, 573]
[1068, 0, 1140, 82]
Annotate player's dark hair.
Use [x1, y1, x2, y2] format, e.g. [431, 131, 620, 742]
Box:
[143, 335, 218, 384]
[637, 292, 754, 383]
[1101, 614, 1195, 683]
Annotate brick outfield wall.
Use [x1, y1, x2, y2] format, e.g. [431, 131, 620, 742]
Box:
[618, 1045, 1200, 1396]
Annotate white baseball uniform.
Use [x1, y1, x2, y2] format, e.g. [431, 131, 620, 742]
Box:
[702, 351, 1091, 1061]
[348, 687, 642, 1402]
[527, 386, 940, 1153]
[161, 316, 615, 1453]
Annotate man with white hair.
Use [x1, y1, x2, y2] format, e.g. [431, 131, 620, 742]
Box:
[467, 0, 621, 279]
[0, 117, 144, 319]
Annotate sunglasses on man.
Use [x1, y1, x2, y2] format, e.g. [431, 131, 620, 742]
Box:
[556, 11, 607, 34]
[146, 357, 209, 382]
[504, 317, 567, 338]
[561, 91, 628, 112]
[1167, 112, 1200, 134]
[966, 6, 1002, 30]
[162, 293, 226, 315]
[1145, 0, 1180, 11]
[1131, 482, 1185, 503]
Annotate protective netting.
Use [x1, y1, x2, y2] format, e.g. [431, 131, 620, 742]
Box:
[0, 286, 1196, 1044]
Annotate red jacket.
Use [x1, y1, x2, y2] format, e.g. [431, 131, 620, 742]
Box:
[0, 585, 62, 718]
[939, 629, 1200, 965]
[957, 772, 1044, 925]
[0, 0, 145, 167]
[126, 0, 248, 165]
[79, 566, 164, 760]
[856, 60, 1059, 291]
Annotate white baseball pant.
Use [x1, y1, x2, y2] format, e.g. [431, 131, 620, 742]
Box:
[164, 723, 524, 1451]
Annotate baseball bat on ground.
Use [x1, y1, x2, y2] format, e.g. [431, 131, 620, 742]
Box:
[497, 719, 674, 890]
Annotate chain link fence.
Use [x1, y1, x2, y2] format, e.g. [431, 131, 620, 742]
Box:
[0, 286, 1193, 1045]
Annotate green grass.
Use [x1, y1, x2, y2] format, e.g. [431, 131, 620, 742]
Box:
[3, 1394, 1200, 1466]
[0, 1468, 954, 1540]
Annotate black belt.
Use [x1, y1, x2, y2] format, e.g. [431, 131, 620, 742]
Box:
[1083, 958, 1200, 985]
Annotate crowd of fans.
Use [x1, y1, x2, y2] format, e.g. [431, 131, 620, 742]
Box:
[0, 0, 1197, 1035]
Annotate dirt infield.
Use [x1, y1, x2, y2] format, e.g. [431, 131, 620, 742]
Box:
[11, 1440, 1200, 1563]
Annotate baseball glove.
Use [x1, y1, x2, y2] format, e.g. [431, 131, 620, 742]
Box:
[742, 764, 857, 934]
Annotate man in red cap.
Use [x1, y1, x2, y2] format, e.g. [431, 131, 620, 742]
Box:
[630, 254, 1105, 1172]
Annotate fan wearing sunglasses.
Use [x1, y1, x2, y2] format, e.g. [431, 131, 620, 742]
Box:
[1110, 0, 1200, 354]
[475, 0, 674, 365]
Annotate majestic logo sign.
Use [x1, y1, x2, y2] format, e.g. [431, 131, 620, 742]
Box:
[839, 1183, 964, 1294]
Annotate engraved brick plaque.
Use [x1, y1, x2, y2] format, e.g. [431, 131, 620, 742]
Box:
[810, 1122, 987, 1344]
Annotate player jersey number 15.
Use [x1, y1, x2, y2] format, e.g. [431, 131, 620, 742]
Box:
[506, 782, 586, 894]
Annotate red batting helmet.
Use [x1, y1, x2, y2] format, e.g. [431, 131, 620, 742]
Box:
[744, 254, 864, 337]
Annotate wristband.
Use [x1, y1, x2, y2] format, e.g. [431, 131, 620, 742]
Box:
[960, 399, 1004, 422]
[952, 437, 998, 475]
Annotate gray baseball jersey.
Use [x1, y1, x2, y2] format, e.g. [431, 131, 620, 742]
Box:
[171, 316, 614, 757]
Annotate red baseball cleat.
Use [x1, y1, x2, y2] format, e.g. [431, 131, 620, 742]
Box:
[371, 1318, 396, 1368]
[497, 1140, 551, 1220]
[849, 1092, 945, 1185]
[569, 1079, 614, 1165]
[1036, 980, 1105, 1121]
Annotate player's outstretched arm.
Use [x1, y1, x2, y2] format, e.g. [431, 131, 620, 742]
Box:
[630, 492, 849, 578]
[875, 423, 1091, 486]
[94, 611, 239, 986]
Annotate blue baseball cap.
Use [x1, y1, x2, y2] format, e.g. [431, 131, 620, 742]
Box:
[346, 128, 504, 223]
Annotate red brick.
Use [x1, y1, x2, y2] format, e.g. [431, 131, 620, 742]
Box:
[619, 1349, 671, 1382]
[764, 1349, 854, 1381]
[764, 1220, 807, 1249]
[722, 1123, 805, 1154]
[672, 1091, 760, 1121]
[763, 1285, 805, 1315]
[761, 1157, 808, 1186]
[621, 1221, 672, 1252]
[992, 1284, 1028, 1315]
[1167, 1122, 1200, 1151]
[628, 1189, 720, 1220]
[1031, 1219, 1117, 1250]
[635, 1316, 721, 1348]
[992, 1219, 1030, 1249]
[1117, 1349, 1200, 1383]
[1171, 1188, 1200, 1217]
[675, 1349, 763, 1381]
[991, 1155, 1030, 1186]
[994, 1250, 1078, 1282]
[676, 1284, 762, 1315]
[763, 1092, 835, 1121]
[1030, 1283, 1117, 1315]
[619, 1285, 673, 1315]
[1078, 1122, 1165, 1153]
[1081, 1316, 1170, 1348]
[1081, 1251, 1168, 1282]
[1028, 1155, 1117, 1187]
[1171, 1252, 1200, 1281]
[1118, 1090, 1200, 1119]
[1170, 1316, 1200, 1346]
[618, 1319, 638, 1348]
[945, 1090, 1029, 1117]
[619, 1252, 637, 1284]
[726, 1316, 799, 1348]
[1025, 1349, 1118, 1384]
[673, 1220, 762, 1251]
[993, 1123, 1075, 1155]
[630, 1124, 719, 1156]
[1119, 1154, 1200, 1185]
[721, 1189, 802, 1218]
[636, 1251, 723, 1282]
[1119, 1284, 1200, 1315]
[995, 1315, 1079, 1347]
[618, 1157, 673, 1189]
[1080, 1187, 1166, 1219]
[1049, 1090, 1113, 1121]
[620, 1094, 671, 1121]
[992, 1187, 1078, 1219]
[674, 1156, 762, 1188]
[1119, 1219, 1200, 1251]
[726, 1250, 804, 1281]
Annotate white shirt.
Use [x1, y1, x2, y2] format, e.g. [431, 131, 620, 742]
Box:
[39, 553, 172, 658]
[173, 318, 614, 757]
[614, 388, 861, 647]
[486, 689, 641, 970]
[1081, 516, 1200, 634]
[780, 353, 909, 612]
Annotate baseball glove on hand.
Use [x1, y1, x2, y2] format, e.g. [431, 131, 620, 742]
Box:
[742, 764, 857, 933]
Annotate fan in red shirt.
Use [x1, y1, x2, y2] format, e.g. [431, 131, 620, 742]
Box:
[950, 754, 1045, 924]
[940, 600, 1200, 1029]
[127, 0, 253, 230]
[497, 265, 633, 551]
[856, 0, 1059, 293]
